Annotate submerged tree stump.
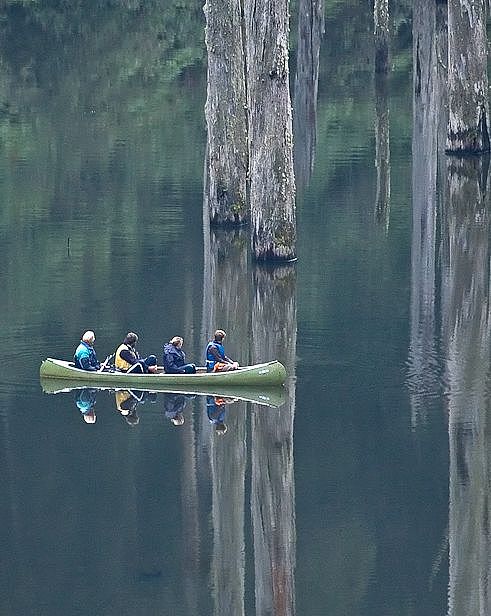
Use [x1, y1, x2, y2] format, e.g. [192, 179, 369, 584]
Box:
[244, 0, 297, 261]
[204, 0, 248, 225]
[446, 0, 490, 154]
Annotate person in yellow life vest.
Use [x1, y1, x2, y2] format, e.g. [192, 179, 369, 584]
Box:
[114, 332, 158, 374]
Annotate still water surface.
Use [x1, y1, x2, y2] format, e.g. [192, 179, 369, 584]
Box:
[0, 3, 481, 615]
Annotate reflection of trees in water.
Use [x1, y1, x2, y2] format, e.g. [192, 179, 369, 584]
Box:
[293, 0, 324, 192]
[441, 158, 491, 616]
[201, 217, 297, 613]
[201, 225, 249, 615]
[374, 71, 390, 231]
[373, 0, 390, 229]
[210, 396, 247, 616]
[373, 0, 389, 74]
[407, 0, 447, 426]
[251, 264, 296, 615]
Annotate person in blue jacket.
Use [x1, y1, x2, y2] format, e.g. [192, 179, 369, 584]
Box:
[74, 330, 100, 371]
[205, 329, 239, 372]
[162, 336, 196, 374]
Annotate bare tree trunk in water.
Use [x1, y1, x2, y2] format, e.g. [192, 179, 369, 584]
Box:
[204, 0, 248, 224]
[441, 157, 491, 616]
[250, 264, 296, 615]
[374, 72, 390, 230]
[446, 0, 490, 153]
[293, 0, 324, 192]
[244, 0, 297, 261]
[374, 0, 389, 73]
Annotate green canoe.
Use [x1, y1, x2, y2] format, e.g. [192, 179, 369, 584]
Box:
[40, 378, 286, 407]
[40, 358, 287, 388]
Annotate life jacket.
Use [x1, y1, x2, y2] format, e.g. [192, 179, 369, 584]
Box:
[205, 341, 226, 372]
[115, 343, 135, 371]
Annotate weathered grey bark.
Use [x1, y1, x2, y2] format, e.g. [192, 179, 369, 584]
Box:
[293, 0, 324, 192]
[440, 157, 491, 615]
[374, 0, 389, 74]
[244, 0, 297, 261]
[407, 0, 447, 426]
[374, 72, 390, 230]
[250, 264, 296, 615]
[204, 0, 248, 225]
[446, 0, 490, 153]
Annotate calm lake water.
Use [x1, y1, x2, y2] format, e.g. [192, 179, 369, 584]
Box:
[1, 3, 484, 615]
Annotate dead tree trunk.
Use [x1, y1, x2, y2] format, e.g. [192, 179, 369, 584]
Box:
[204, 0, 248, 224]
[374, 0, 389, 73]
[244, 0, 297, 261]
[446, 0, 490, 153]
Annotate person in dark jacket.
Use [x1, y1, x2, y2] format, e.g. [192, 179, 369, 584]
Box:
[162, 336, 196, 374]
[74, 330, 100, 371]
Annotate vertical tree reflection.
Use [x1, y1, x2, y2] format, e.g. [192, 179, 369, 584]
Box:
[293, 0, 324, 193]
[407, 0, 447, 425]
[202, 227, 250, 615]
[250, 264, 297, 615]
[442, 157, 491, 616]
[374, 71, 390, 230]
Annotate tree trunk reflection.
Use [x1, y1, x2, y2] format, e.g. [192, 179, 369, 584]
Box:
[293, 0, 324, 192]
[442, 157, 491, 616]
[374, 71, 390, 231]
[407, 0, 447, 426]
[202, 226, 250, 615]
[251, 264, 297, 615]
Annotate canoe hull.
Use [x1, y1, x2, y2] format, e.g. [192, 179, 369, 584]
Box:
[40, 358, 287, 388]
[40, 378, 286, 407]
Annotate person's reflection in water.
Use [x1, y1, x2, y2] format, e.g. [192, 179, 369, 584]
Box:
[114, 389, 147, 426]
[162, 393, 195, 427]
[206, 396, 239, 435]
[75, 388, 98, 424]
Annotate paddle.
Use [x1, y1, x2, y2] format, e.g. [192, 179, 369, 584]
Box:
[99, 353, 115, 372]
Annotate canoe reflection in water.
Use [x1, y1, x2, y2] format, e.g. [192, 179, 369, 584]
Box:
[162, 393, 196, 427]
[114, 390, 157, 426]
[75, 388, 98, 424]
[206, 395, 239, 435]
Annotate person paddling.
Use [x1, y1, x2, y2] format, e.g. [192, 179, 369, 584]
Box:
[205, 329, 239, 372]
[74, 330, 100, 371]
[115, 332, 158, 374]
